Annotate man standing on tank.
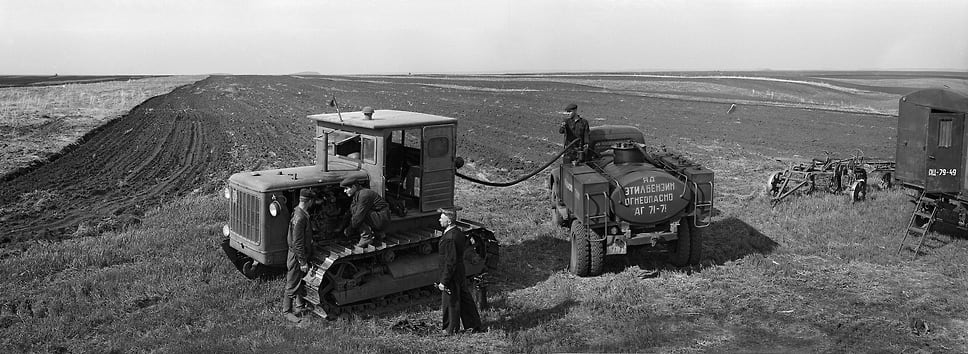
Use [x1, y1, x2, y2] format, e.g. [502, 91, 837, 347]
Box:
[436, 208, 484, 335]
[283, 188, 316, 319]
[559, 103, 590, 163]
[341, 174, 390, 248]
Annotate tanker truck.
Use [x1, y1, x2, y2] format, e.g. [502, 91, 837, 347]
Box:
[549, 125, 714, 276]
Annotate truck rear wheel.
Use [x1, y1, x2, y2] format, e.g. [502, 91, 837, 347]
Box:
[671, 219, 692, 267]
[588, 228, 605, 276]
[687, 218, 703, 266]
[569, 219, 591, 276]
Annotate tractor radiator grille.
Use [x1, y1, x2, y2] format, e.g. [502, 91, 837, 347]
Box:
[230, 188, 263, 244]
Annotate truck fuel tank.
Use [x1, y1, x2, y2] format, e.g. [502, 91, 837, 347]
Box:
[605, 164, 692, 225]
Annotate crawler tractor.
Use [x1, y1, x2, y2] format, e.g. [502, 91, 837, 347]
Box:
[548, 126, 714, 276]
[220, 110, 499, 318]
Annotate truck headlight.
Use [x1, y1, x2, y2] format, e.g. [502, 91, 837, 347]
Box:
[223, 187, 231, 199]
[269, 201, 280, 217]
[222, 224, 231, 237]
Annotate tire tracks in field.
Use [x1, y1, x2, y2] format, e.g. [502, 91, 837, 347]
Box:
[0, 82, 225, 244]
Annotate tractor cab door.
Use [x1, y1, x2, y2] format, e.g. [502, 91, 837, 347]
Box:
[420, 124, 456, 212]
[925, 112, 964, 193]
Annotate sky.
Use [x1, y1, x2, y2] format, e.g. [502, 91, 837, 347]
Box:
[1, 0, 966, 75]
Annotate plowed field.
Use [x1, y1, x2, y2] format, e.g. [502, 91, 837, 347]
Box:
[0, 73, 950, 249]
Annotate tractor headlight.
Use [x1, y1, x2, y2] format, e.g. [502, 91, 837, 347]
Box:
[223, 187, 231, 199]
[269, 201, 280, 217]
[222, 224, 231, 237]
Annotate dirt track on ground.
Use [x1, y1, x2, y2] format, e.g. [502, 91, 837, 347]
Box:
[0, 75, 898, 248]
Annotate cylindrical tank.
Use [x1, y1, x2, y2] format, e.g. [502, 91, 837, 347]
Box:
[602, 162, 692, 225]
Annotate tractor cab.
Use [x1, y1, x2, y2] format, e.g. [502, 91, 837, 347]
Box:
[308, 109, 459, 219]
[222, 109, 461, 273]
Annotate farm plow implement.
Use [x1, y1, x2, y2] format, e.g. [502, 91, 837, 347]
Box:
[767, 152, 896, 206]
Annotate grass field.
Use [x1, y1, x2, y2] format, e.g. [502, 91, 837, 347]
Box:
[1, 72, 967, 352]
[1, 174, 966, 352]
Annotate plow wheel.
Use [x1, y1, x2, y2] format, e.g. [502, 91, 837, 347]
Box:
[569, 219, 591, 276]
[850, 180, 868, 202]
[766, 171, 784, 197]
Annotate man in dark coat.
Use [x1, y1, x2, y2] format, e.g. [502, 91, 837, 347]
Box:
[283, 188, 316, 318]
[559, 103, 591, 163]
[436, 208, 484, 335]
[341, 173, 390, 248]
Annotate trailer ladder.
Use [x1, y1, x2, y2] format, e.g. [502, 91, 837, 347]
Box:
[896, 191, 940, 260]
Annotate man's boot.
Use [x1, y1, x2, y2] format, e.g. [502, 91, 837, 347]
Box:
[293, 296, 306, 315]
[354, 236, 372, 248]
[281, 296, 293, 314]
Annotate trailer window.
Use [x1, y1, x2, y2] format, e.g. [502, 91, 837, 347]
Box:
[939, 119, 953, 148]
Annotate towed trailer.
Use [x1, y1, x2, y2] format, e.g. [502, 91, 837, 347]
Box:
[894, 88, 968, 259]
[766, 152, 895, 206]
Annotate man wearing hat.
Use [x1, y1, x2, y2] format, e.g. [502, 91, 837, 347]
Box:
[559, 103, 591, 163]
[341, 173, 390, 248]
[436, 207, 484, 335]
[283, 188, 317, 318]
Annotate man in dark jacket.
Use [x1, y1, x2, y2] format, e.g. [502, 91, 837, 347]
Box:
[341, 173, 390, 248]
[559, 103, 590, 163]
[436, 208, 484, 335]
[283, 188, 316, 318]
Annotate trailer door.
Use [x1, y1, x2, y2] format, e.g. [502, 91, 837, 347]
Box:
[925, 112, 964, 193]
[420, 124, 455, 212]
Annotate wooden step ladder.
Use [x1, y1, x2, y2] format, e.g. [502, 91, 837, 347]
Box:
[896, 191, 940, 260]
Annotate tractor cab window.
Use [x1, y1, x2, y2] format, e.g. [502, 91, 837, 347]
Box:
[385, 128, 422, 198]
[330, 131, 360, 158]
[328, 131, 376, 164]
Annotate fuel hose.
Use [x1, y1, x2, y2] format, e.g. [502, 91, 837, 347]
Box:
[455, 140, 579, 187]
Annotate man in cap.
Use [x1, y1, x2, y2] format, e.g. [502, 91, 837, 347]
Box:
[341, 173, 391, 248]
[283, 188, 317, 319]
[559, 103, 590, 163]
[362, 106, 375, 120]
[436, 207, 484, 335]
